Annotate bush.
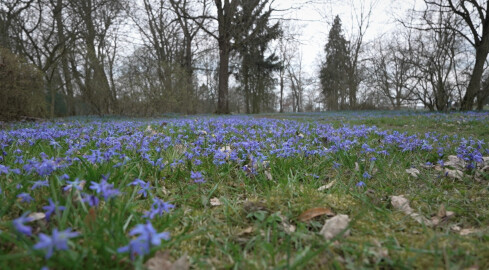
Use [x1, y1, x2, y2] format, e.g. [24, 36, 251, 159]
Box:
[0, 47, 46, 121]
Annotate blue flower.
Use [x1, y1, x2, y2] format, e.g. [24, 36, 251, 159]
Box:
[144, 198, 175, 219]
[356, 181, 366, 187]
[362, 171, 371, 179]
[190, 171, 205, 183]
[31, 180, 49, 190]
[42, 199, 66, 221]
[117, 221, 170, 260]
[89, 178, 120, 201]
[13, 212, 33, 236]
[17, 193, 34, 203]
[33, 228, 80, 259]
[63, 178, 85, 192]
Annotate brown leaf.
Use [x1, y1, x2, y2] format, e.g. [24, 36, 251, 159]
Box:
[444, 168, 464, 180]
[264, 170, 273, 181]
[145, 251, 172, 270]
[298, 207, 335, 222]
[320, 214, 350, 240]
[318, 180, 336, 191]
[390, 195, 432, 225]
[210, 197, 222, 206]
[405, 168, 420, 178]
[237, 227, 253, 236]
[145, 251, 190, 270]
[459, 228, 481, 236]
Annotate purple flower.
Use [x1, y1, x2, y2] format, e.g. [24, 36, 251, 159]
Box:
[89, 179, 120, 201]
[117, 221, 170, 260]
[42, 199, 66, 221]
[82, 193, 99, 207]
[13, 212, 33, 236]
[190, 171, 205, 183]
[31, 180, 49, 190]
[63, 178, 85, 192]
[144, 198, 175, 219]
[356, 181, 366, 187]
[17, 193, 34, 203]
[33, 228, 80, 259]
[362, 172, 371, 179]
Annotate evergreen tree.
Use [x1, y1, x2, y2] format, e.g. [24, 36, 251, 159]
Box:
[320, 15, 349, 111]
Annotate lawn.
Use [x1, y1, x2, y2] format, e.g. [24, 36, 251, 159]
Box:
[1, 111, 488, 269]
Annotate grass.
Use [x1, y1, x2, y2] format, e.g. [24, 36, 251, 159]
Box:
[0, 111, 488, 269]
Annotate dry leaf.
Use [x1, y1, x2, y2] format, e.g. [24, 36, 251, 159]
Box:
[444, 168, 464, 180]
[318, 180, 336, 191]
[210, 197, 222, 206]
[264, 170, 273, 181]
[445, 155, 465, 169]
[145, 251, 172, 270]
[390, 195, 432, 225]
[278, 213, 296, 234]
[459, 228, 482, 236]
[354, 162, 360, 172]
[430, 204, 455, 226]
[298, 207, 335, 222]
[237, 227, 253, 236]
[405, 168, 420, 178]
[145, 251, 190, 270]
[28, 212, 46, 221]
[319, 214, 350, 240]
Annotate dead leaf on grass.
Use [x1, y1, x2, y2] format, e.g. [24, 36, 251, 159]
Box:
[319, 214, 350, 240]
[444, 168, 464, 180]
[430, 204, 455, 226]
[264, 170, 273, 181]
[459, 228, 482, 236]
[390, 195, 432, 225]
[278, 213, 296, 234]
[354, 162, 360, 172]
[145, 251, 189, 270]
[237, 227, 254, 236]
[298, 207, 335, 222]
[210, 197, 222, 206]
[28, 212, 46, 221]
[405, 168, 420, 178]
[318, 180, 336, 191]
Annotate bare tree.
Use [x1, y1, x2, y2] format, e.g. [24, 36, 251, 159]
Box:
[422, 0, 489, 110]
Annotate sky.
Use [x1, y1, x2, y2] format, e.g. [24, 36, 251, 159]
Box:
[273, 0, 425, 74]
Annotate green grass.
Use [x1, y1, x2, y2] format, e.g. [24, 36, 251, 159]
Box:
[0, 112, 488, 269]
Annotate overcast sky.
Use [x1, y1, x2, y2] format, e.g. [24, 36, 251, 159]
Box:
[273, 0, 425, 74]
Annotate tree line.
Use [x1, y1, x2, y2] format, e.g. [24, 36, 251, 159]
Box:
[1, 0, 488, 120]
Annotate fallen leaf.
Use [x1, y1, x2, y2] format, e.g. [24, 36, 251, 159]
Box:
[318, 180, 336, 191]
[298, 207, 335, 222]
[264, 170, 273, 181]
[237, 227, 253, 236]
[405, 168, 420, 178]
[170, 254, 190, 270]
[390, 195, 432, 225]
[28, 212, 46, 221]
[430, 204, 455, 226]
[145, 251, 172, 270]
[444, 168, 464, 180]
[145, 251, 190, 270]
[210, 197, 222, 206]
[460, 228, 482, 236]
[354, 162, 360, 172]
[320, 214, 350, 240]
[445, 155, 465, 169]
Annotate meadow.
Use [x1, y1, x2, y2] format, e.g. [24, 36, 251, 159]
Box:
[0, 111, 488, 269]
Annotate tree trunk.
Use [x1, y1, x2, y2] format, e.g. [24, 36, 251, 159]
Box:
[217, 39, 230, 114]
[461, 45, 489, 110]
